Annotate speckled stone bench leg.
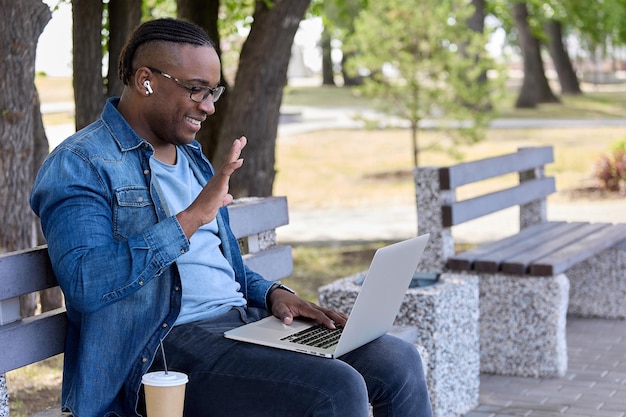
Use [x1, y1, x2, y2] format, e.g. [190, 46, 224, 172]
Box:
[478, 273, 569, 378]
[567, 246, 626, 319]
[319, 273, 480, 417]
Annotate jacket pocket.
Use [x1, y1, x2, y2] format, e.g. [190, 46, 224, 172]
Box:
[113, 186, 156, 239]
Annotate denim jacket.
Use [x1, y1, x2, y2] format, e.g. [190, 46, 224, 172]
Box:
[30, 98, 274, 417]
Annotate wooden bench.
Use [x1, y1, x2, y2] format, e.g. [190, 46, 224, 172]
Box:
[414, 146, 626, 378]
[0, 196, 292, 417]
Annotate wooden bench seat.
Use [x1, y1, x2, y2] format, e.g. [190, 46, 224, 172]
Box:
[529, 222, 626, 276]
[449, 221, 626, 275]
[415, 146, 626, 378]
[0, 196, 292, 417]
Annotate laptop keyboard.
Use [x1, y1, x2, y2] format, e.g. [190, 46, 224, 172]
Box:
[281, 324, 343, 349]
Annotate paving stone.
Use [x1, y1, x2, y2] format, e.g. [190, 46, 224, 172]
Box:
[466, 318, 626, 417]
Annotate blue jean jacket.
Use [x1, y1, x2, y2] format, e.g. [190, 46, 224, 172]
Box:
[30, 98, 274, 417]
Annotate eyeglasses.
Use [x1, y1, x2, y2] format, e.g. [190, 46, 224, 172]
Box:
[147, 67, 225, 103]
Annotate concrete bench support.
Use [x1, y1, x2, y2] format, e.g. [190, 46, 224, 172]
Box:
[478, 273, 569, 378]
[567, 246, 626, 319]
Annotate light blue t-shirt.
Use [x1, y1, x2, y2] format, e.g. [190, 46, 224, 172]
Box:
[150, 148, 246, 325]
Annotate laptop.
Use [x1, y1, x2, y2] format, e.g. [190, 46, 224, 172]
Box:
[224, 234, 430, 358]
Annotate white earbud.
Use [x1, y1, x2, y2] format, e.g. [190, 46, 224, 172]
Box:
[143, 80, 153, 95]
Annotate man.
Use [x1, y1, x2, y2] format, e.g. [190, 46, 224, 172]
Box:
[31, 18, 432, 417]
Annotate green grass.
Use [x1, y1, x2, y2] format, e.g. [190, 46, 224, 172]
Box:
[7, 355, 63, 417]
[495, 89, 626, 119]
[283, 82, 626, 119]
[283, 85, 369, 108]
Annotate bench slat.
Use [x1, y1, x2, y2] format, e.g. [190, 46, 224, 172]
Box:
[0, 308, 67, 374]
[530, 223, 626, 275]
[501, 223, 611, 274]
[474, 222, 584, 273]
[439, 146, 554, 189]
[447, 222, 566, 271]
[0, 246, 56, 301]
[228, 196, 289, 239]
[243, 245, 293, 281]
[442, 177, 556, 227]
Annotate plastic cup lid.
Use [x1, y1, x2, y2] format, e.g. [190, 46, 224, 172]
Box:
[142, 371, 188, 387]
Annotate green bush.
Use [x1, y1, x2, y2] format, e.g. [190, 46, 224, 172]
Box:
[595, 139, 626, 193]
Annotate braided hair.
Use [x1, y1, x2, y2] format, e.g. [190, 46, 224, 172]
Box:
[118, 18, 215, 85]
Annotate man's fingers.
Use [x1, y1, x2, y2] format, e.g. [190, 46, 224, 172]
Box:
[228, 136, 247, 162]
[220, 158, 244, 177]
[273, 303, 294, 325]
[218, 137, 247, 178]
[223, 193, 234, 207]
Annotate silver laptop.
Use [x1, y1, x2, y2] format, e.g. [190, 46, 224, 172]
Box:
[224, 234, 430, 358]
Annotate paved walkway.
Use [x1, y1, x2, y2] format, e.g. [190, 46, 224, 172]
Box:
[467, 317, 626, 417]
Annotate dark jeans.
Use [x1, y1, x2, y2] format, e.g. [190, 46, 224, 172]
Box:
[151, 307, 433, 417]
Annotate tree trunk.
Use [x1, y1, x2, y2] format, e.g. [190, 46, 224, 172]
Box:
[468, 0, 489, 91]
[465, 0, 492, 111]
[341, 51, 363, 86]
[0, 1, 50, 256]
[545, 19, 582, 95]
[411, 121, 419, 168]
[0, 0, 51, 412]
[467, 0, 485, 36]
[321, 27, 335, 86]
[177, 0, 229, 161]
[73, 0, 105, 130]
[512, 2, 559, 108]
[107, 0, 142, 98]
[0, 0, 49, 252]
[215, 0, 311, 197]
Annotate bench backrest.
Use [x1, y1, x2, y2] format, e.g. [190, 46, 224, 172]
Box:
[414, 146, 555, 272]
[0, 196, 292, 375]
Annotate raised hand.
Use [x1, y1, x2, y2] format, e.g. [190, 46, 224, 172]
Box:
[177, 136, 247, 239]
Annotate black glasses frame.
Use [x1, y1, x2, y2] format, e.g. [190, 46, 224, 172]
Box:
[147, 67, 224, 103]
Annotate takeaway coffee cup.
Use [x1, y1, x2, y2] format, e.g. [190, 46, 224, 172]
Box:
[142, 371, 188, 417]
